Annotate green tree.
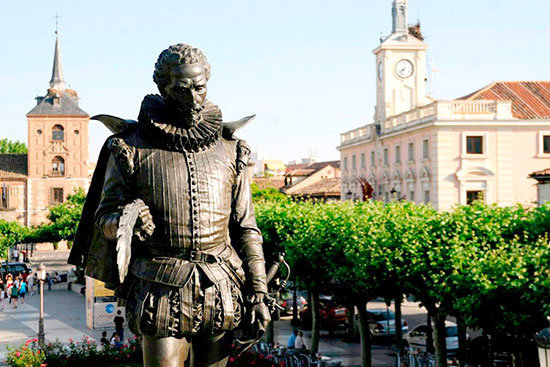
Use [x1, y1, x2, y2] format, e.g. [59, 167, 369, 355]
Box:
[0, 138, 27, 153]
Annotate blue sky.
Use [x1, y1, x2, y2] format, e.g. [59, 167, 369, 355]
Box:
[1, 0, 549, 162]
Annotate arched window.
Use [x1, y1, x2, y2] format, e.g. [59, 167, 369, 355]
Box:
[52, 125, 64, 141]
[52, 156, 65, 176]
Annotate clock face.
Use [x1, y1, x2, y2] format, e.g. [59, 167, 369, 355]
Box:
[378, 62, 383, 81]
[395, 59, 414, 78]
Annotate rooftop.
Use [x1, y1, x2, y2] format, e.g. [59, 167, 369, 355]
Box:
[288, 177, 341, 197]
[459, 81, 550, 119]
[0, 154, 28, 179]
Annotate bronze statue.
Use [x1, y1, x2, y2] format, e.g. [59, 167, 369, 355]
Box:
[69, 44, 271, 367]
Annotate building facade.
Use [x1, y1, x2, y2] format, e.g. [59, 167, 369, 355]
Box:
[0, 35, 90, 225]
[337, 0, 550, 210]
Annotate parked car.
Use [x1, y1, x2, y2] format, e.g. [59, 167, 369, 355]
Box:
[367, 309, 408, 336]
[279, 296, 307, 315]
[1, 262, 31, 281]
[403, 320, 468, 354]
[299, 297, 348, 331]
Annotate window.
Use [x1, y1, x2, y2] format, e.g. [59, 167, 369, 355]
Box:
[395, 146, 401, 163]
[383, 148, 388, 166]
[424, 190, 430, 204]
[1, 185, 8, 209]
[408, 142, 414, 161]
[466, 136, 483, 154]
[423, 139, 429, 159]
[544, 135, 550, 154]
[409, 191, 415, 201]
[51, 156, 65, 176]
[361, 153, 366, 169]
[466, 190, 484, 205]
[52, 125, 64, 141]
[352, 155, 356, 170]
[343, 156, 348, 171]
[371, 151, 375, 167]
[52, 188, 64, 204]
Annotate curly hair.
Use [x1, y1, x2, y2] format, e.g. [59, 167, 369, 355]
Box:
[153, 44, 211, 91]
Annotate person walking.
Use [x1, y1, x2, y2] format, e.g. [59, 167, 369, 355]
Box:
[26, 271, 34, 296]
[0, 283, 6, 311]
[45, 273, 52, 291]
[18, 278, 27, 304]
[5, 274, 13, 305]
[113, 310, 125, 341]
[10, 280, 18, 308]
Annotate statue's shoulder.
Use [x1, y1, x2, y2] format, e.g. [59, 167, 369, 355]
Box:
[220, 115, 255, 176]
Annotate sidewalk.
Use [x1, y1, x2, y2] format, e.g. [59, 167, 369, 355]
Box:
[0, 286, 130, 364]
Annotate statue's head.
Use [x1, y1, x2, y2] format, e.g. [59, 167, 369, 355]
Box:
[153, 44, 211, 126]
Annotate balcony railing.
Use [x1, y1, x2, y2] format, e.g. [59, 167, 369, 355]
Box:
[340, 125, 373, 146]
[340, 100, 514, 146]
[383, 100, 513, 132]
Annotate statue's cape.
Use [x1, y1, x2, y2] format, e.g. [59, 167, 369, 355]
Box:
[67, 114, 255, 289]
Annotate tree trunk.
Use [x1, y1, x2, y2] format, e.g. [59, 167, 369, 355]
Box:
[433, 312, 448, 367]
[356, 301, 372, 367]
[291, 279, 299, 326]
[394, 294, 403, 356]
[427, 309, 435, 354]
[310, 288, 321, 356]
[456, 315, 467, 366]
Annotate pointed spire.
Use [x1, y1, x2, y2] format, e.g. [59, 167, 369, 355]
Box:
[49, 33, 66, 90]
[392, 0, 408, 34]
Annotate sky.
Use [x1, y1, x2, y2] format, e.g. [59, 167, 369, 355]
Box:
[1, 0, 549, 163]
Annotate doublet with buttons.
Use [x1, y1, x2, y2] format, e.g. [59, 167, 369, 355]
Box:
[93, 95, 267, 337]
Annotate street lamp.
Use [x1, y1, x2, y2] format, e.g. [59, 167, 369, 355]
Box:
[37, 263, 46, 344]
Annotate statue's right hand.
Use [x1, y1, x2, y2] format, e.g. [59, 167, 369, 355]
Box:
[135, 204, 155, 241]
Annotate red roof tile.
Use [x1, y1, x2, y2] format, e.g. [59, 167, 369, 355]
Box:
[459, 81, 550, 119]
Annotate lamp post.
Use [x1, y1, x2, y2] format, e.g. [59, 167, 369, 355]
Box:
[37, 263, 46, 344]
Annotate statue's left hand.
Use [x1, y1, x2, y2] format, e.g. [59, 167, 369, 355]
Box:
[250, 302, 271, 339]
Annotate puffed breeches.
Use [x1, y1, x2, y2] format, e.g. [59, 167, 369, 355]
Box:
[126, 267, 243, 338]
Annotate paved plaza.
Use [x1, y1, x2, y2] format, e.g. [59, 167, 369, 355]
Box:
[0, 249, 434, 366]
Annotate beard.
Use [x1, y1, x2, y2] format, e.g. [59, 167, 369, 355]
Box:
[180, 104, 204, 127]
[165, 101, 205, 128]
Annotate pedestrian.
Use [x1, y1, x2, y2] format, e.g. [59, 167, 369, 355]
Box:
[18, 278, 27, 304]
[110, 332, 122, 350]
[55, 272, 61, 284]
[100, 331, 110, 346]
[10, 281, 18, 308]
[0, 283, 6, 311]
[295, 331, 307, 350]
[113, 310, 125, 341]
[45, 273, 52, 291]
[6, 274, 13, 304]
[287, 329, 298, 349]
[26, 271, 34, 296]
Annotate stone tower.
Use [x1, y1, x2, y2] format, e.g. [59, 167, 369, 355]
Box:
[25, 33, 90, 224]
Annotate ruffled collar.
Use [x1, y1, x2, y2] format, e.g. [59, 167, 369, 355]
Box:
[137, 94, 223, 152]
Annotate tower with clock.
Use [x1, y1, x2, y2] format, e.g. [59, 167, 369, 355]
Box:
[373, 0, 431, 127]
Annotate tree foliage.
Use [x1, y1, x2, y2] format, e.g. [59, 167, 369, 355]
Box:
[0, 138, 27, 154]
[255, 198, 550, 367]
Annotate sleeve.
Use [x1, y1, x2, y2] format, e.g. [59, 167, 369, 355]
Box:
[231, 143, 268, 295]
[95, 154, 125, 241]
